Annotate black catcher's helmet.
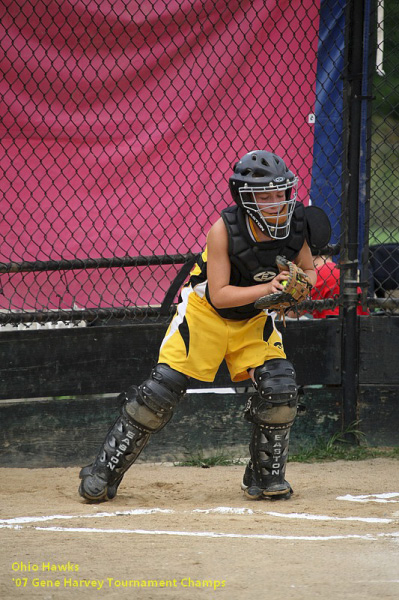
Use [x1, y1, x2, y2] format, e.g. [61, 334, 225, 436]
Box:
[229, 150, 298, 239]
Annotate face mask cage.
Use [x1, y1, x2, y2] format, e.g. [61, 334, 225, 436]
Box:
[238, 179, 298, 239]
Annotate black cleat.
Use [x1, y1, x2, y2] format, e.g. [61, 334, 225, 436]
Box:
[78, 465, 122, 503]
[241, 462, 293, 500]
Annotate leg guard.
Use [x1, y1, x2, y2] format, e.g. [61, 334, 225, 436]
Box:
[242, 358, 298, 500]
[79, 364, 189, 502]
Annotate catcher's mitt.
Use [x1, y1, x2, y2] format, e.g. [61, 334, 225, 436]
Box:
[254, 255, 312, 312]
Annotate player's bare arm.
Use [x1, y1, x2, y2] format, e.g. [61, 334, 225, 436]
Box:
[207, 218, 288, 309]
[294, 240, 317, 287]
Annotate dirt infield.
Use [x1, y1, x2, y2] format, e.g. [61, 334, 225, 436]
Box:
[1, 459, 399, 599]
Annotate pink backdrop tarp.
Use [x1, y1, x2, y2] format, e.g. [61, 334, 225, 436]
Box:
[0, 0, 320, 310]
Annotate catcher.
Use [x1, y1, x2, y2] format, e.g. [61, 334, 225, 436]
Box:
[79, 150, 329, 503]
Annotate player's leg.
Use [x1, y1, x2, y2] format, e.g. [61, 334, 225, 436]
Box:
[79, 363, 189, 502]
[241, 358, 298, 500]
[79, 288, 226, 503]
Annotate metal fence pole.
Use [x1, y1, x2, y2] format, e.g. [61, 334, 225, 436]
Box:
[341, 0, 367, 434]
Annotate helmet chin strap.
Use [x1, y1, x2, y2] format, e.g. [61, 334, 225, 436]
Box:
[263, 207, 289, 235]
[264, 213, 288, 225]
[258, 209, 291, 240]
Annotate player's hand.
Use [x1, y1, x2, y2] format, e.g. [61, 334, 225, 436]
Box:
[254, 256, 313, 311]
[258, 271, 290, 297]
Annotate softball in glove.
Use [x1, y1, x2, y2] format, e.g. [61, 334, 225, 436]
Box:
[254, 255, 313, 311]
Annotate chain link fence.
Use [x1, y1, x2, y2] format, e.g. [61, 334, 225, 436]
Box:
[0, 0, 397, 326]
[367, 0, 399, 307]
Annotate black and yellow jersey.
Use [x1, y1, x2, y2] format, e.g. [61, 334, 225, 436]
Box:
[186, 203, 306, 320]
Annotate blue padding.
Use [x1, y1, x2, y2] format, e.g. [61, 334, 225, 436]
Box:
[310, 0, 346, 245]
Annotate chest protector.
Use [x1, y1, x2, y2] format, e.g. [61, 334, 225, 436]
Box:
[206, 203, 306, 320]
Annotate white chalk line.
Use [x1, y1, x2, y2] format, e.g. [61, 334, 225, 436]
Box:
[21, 526, 399, 542]
[0, 506, 394, 529]
[337, 493, 399, 503]
[2, 506, 398, 543]
[193, 508, 392, 523]
[0, 508, 173, 527]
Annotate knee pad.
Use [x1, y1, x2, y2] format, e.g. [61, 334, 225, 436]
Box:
[79, 365, 189, 502]
[124, 364, 189, 433]
[246, 359, 298, 428]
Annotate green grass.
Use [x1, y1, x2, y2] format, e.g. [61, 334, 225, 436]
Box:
[174, 423, 399, 467]
[289, 442, 399, 463]
[369, 227, 399, 245]
[174, 445, 399, 468]
[174, 449, 246, 468]
[290, 421, 399, 463]
[370, 114, 399, 241]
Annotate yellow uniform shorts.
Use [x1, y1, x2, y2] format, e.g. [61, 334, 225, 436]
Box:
[158, 285, 286, 383]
